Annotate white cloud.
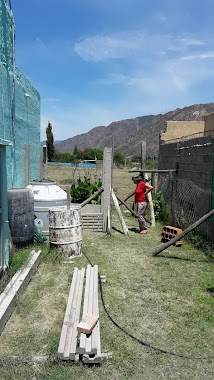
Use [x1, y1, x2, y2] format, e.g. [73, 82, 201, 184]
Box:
[37, 30, 214, 142]
[74, 31, 147, 62]
[73, 30, 207, 63]
[181, 51, 214, 60]
[176, 36, 205, 46]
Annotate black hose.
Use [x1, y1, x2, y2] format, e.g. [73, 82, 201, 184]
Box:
[82, 250, 214, 360]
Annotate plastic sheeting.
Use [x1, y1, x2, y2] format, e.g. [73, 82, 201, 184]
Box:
[0, 0, 40, 188]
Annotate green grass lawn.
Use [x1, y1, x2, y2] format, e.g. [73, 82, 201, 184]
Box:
[1, 167, 214, 379]
[0, 211, 214, 380]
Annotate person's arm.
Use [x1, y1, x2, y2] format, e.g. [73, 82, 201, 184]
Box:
[145, 182, 153, 197]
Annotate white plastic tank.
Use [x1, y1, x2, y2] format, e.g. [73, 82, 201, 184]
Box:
[27, 180, 67, 239]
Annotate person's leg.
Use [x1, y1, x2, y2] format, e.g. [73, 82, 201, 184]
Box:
[137, 202, 147, 232]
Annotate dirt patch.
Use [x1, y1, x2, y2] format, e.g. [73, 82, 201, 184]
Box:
[0, 271, 10, 294]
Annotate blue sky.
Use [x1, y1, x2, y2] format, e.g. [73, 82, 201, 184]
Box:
[11, 0, 214, 141]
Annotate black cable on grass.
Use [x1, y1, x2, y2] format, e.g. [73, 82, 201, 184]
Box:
[82, 250, 94, 267]
[82, 250, 214, 360]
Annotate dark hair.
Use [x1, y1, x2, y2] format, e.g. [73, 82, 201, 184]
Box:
[132, 175, 142, 182]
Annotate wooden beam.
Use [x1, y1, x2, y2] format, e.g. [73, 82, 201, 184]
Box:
[144, 173, 155, 227]
[152, 208, 214, 256]
[116, 195, 138, 218]
[58, 268, 85, 360]
[118, 190, 135, 205]
[80, 187, 104, 208]
[66, 186, 71, 210]
[77, 314, 99, 335]
[129, 169, 176, 173]
[111, 190, 129, 235]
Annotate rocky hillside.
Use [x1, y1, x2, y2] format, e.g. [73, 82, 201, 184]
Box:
[56, 103, 214, 158]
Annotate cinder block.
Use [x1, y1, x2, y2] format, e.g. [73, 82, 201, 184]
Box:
[161, 226, 182, 245]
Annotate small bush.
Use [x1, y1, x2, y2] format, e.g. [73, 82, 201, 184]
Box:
[71, 176, 102, 204]
[153, 191, 172, 224]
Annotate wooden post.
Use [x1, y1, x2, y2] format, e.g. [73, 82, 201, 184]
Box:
[111, 189, 129, 235]
[40, 147, 43, 181]
[107, 206, 112, 235]
[66, 186, 71, 210]
[24, 144, 30, 187]
[144, 173, 155, 227]
[141, 141, 147, 170]
[151, 173, 158, 193]
[43, 146, 48, 180]
[101, 147, 112, 233]
[116, 195, 138, 218]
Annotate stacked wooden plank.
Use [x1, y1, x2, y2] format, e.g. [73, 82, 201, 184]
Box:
[58, 264, 101, 363]
[80, 265, 101, 364]
[58, 268, 85, 360]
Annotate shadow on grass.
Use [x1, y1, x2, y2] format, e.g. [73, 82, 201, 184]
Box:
[111, 226, 125, 235]
[128, 227, 139, 233]
[153, 254, 214, 263]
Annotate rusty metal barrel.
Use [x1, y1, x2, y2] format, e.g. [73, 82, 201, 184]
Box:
[49, 206, 82, 257]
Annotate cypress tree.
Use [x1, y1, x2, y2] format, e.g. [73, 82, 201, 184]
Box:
[46, 121, 54, 162]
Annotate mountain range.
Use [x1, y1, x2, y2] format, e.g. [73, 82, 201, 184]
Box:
[53, 103, 214, 158]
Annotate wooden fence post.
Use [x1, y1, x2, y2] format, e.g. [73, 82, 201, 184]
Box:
[145, 173, 155, 227]
[102, 147, 112, 233]
[141, 141, 147, 171]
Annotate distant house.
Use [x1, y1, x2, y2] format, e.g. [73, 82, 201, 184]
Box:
[0, 0, 40, 270]
[158, 114, 214, 242]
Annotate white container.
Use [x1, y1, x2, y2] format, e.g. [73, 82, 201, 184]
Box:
[27, 180, 67, 239]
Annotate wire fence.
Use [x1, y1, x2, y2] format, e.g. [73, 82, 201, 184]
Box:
[160, 130, 214, 145]
[158, 173, 214, 255]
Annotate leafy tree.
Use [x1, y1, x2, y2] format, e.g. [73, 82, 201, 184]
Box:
[113, 151, 125, 167]
[73, 145, 79, 157]
[93, 148, 103, 160]
[46, 121, 54, 162]
[53, 149, 75, 163]
[83, 148, 103, 160]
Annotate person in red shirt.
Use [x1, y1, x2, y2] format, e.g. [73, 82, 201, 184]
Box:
[132, 175, 153, 234]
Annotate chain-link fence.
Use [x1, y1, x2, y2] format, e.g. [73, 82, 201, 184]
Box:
[158, 173, 214, 254]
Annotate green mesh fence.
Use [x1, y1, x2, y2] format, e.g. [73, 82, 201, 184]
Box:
[0, 0, 40, 188]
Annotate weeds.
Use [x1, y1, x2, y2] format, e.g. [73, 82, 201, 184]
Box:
[8, 249, 31, 278]
[152, 191, 172, 224]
